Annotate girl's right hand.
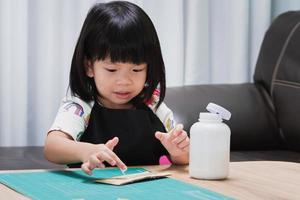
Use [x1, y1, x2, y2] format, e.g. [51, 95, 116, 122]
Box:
[81, 137, 127, 175]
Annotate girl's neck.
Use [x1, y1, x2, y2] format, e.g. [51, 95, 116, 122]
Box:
[97, 98, 134, 109]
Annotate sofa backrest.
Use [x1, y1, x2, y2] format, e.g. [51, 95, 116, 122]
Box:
[254, 11, 300, 151]
[165, 84, 281, 150]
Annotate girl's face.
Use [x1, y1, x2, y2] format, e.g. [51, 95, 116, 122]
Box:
[86, 58, 147, 109]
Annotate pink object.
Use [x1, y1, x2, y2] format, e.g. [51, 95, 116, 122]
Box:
[159, 155, 172, 165]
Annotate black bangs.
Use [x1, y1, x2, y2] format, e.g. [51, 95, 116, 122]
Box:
[85, 2, 153, 64]
[94, 25, 147, 64]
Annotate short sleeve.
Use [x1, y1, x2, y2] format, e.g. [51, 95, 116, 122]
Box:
[49, 96, 94, 141]
[155, 102, 176, 132]
[145, 89, 176, 132]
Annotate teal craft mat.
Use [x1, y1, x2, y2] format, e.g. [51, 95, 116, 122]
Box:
[0, 168, 234, 200]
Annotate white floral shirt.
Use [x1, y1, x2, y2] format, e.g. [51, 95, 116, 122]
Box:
[49, 90, 176, 141]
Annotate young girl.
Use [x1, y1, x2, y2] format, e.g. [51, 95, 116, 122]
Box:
[44, 1, 189, 175]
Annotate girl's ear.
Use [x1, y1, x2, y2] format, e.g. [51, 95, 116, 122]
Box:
[84, 59, 94, 78]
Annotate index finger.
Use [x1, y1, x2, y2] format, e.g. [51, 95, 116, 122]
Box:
[168, 124, 184, 141]
[97, 149, 127, 171]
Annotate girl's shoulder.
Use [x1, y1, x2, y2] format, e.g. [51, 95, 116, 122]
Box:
[49, 96, 94, 141]
[61, 95, 94, 118]
[62, 95, 94, 106]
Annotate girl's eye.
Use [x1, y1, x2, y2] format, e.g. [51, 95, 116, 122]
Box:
[133, 68, 144, 72]
[106, 68, 117, 72]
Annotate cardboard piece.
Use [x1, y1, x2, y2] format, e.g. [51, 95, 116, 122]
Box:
[95, 171, 171, 185]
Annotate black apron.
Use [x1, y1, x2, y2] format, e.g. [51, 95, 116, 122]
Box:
[68, 102, 168, 168]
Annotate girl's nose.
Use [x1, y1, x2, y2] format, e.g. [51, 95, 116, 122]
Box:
[116, 73, 132, 85]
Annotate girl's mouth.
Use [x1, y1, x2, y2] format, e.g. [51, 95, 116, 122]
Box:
[114, 92, 131, 99]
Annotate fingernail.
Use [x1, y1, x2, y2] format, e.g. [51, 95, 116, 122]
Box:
[177, 124, 183, 130]
[111, 160, 116, 166]
[121, 167, 127, 175]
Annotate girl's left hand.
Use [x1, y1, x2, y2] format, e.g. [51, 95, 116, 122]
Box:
[155, 124, 189, 157]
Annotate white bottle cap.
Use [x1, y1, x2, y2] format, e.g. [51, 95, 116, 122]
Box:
[206, 103, 231, 120]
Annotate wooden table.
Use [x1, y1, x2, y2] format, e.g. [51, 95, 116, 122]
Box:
[1, 161, 300, 200]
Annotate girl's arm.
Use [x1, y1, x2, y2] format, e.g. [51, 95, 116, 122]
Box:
[44, 130, 99, 164]
[45, 96, 96, 164]
[44, 131, 127, 174]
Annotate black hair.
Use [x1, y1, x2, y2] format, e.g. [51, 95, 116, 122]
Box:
[69, 1, 166, 108]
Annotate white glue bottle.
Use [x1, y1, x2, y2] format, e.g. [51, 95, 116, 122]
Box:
[189, 103, 231, 180]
